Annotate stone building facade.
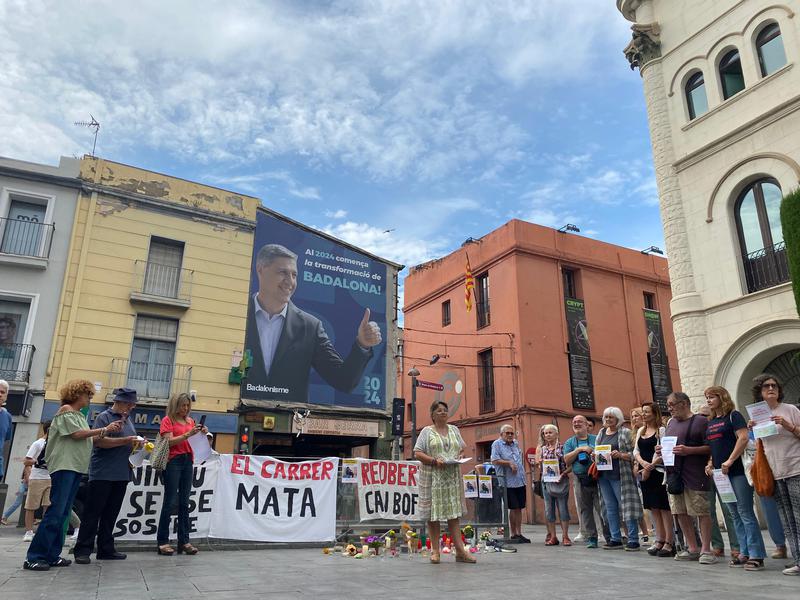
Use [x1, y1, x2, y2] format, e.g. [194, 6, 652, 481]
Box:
[617, 0, 800, 406]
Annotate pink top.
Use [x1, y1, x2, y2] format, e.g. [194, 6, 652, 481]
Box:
[160, 416, 195, 462]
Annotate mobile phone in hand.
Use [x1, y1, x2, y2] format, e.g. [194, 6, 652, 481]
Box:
[199, 415, 206, 427]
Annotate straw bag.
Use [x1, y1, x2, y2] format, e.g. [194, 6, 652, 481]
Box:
[150, 433, 170, 471]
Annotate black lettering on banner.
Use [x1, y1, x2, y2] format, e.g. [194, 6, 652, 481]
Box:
[284, 488, 299, 517]
[263, 488, 279, 516]
[300, 488, 315, 517]
[237, 483, 259, 511]
[198, 489, 213, 512]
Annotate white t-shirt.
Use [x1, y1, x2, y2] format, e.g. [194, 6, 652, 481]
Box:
[26, 437, 50, 481]
[761, 403, 800, 480]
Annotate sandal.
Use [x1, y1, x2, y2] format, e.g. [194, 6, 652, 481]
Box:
[178, 543, 198, 555]
[647, 541, 665, 556]
[744, 559, 765, 571]
[562, 536, 572, 547]
[430, 552, 440, 564]
[157, 544, 175, 555]
[455, 552, 477, 563]
[545, 537, 559, 546]
[730, 555, 748, 568]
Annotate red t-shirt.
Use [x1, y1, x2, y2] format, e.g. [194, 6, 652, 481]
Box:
[160, 416, 195, 462]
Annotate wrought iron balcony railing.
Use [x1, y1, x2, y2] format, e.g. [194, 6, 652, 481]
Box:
[0, 217, 55, 259]
[130, 260, 193, 306]
[108, 357, 192, 402]
[0, 343, 35, 383]
[744, 241, 790, 293]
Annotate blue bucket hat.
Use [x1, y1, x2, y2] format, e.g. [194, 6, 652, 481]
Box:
[112, 387, 138, 404]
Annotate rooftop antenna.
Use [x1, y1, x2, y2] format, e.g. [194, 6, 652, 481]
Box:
[74, 114, 100, 157]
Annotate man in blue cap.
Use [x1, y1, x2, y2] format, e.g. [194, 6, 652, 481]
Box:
[74, 388, 141, 564]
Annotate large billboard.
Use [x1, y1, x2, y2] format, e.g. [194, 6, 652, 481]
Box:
[242, 210, 388, 409]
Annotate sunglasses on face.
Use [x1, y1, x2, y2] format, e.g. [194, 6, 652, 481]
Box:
[762, 383, 779, 389]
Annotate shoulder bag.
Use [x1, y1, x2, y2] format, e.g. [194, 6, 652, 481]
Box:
[150, 432, 170, 472]
[751, 439, 775, 497]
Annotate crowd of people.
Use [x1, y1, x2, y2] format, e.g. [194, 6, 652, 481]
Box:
[418, 373, 799, 575]
[0, 379, 208, 572]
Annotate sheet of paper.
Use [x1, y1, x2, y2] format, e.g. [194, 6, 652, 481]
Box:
[712, 470, 737, 504]
[188, 432, 213, 464]
[542, 459, 561, 482]
[445, 457, 473, 464]
[753, 421, 778, 439]
[129, 445, 147, 468]
[341, 458, 358, 483]
[595, 445, 613, 470]
[463, 474, 478, 498]
[660, 436, 677, 467]
[478, 475, 493, 498]
[746, 401, 773, 424]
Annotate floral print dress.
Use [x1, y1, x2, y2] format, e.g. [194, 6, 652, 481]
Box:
[414, 424, 466, 522]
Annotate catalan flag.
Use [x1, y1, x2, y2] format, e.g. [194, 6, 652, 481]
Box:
[465, 255, 475, 312]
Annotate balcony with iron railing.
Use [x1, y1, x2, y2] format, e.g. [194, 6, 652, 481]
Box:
[129, 260, 194, 309]
[0, 343, 35, 384]
[108, 357, 192, 404]
[744, 241, 790, 294]
[0, 217, 55, 267]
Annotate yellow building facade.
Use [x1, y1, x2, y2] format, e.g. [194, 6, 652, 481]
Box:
[44, 157, 259, 452]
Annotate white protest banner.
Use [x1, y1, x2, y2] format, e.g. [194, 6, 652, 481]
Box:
[357, 459, 419, 521]
[210, 455, 339, 542]
[114, 461, 218, 540]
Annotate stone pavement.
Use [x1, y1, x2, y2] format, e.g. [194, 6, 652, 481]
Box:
[0, 525, 797, 599]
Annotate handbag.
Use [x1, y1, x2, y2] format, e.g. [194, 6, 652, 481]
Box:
[150, 433, 170, 471]
[532, 480, 544, 497]
[666, 470, 684, 495]
[545, 478, 570, 497]
[751, 439, 775, 497]
[577, 471, 597, 487]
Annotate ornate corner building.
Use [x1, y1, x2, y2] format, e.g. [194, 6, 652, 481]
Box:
[617, 0, 800, 405]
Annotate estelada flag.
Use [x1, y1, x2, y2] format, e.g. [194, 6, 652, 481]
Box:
[465, 255, 475, 311]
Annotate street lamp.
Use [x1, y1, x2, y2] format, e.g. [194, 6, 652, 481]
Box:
[408, 366, 420, 449]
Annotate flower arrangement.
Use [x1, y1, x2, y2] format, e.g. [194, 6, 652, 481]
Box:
[479, 530, 493, 541]
[366, 535, 383, 550]
[344, 544, 358, 556]
[462, 524, 475, 539]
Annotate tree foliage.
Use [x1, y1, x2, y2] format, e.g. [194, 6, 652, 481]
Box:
[781, 187, 800, 317]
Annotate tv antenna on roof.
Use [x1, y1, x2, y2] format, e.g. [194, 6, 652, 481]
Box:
[74, 114, 100, 157]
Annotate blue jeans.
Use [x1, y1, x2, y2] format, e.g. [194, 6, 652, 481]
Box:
[724, 474, 766, 559]
[598, 476, 639, 544]
[26, 470, 82, 564]
[3, 481, 27, 520]
[157, 454, 193, 546]
[759, 494, 786, 547]
[542, 483, 570, 523]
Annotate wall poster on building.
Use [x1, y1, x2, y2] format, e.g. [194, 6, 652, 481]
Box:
[565, 297, 594, 410]
[243, 210, 388, 409]
[644, 308, 672, 410]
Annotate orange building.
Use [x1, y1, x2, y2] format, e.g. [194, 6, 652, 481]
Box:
[399, 219, 680, 522]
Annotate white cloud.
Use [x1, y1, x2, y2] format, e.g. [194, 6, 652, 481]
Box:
[0, 0, 630, 180]
[204, 170, 320, 199]
[324, 209, 348, 219]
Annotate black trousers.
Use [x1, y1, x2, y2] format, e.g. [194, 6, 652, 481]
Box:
[73, 480, 129, 557]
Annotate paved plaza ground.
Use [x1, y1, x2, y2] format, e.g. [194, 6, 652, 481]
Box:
[0, 525, 797, 599]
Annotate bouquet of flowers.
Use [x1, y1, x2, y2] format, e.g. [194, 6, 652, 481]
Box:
[479, 530, 493, 541]
[462, 524, 475, 539]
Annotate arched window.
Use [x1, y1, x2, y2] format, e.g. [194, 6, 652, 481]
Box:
[719, 49, 746, 99]
[756, 23, 787, 76]
[735, 178, 789, 292]
[685, 71, 708, 120]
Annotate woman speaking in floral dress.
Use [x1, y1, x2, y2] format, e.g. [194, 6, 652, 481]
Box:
[414, 400, 476, 564]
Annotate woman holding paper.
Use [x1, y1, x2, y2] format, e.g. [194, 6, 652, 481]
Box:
[634, 402, 674, 557]
[414, 400, 475, 564]
[535, 424, 571, 546]
[703, 386, 766, 570]
[595, 406, 642, 551]
[156, 392, 208, 557]
[750, 374, 800, 576]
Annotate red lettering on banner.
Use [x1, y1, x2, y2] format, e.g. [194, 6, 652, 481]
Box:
[299, 463, 311, 479]
[261, 460, 274, 478]
[288, 463, 299, 479]
[396, 463, 405, 486]
[378, 461, 387, 483]
[231, 455, 245, 474]
[311, 462, 321, 480]
[408, 463, 418, 486]
[321, 460, 334, 480]
[387, 462, 397, 485]
[243, 456, 255, 476]
[361, 462, 371, 485]
[274, 462, 286, 479]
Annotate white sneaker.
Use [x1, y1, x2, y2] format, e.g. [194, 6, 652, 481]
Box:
[23, 530, 34, 542]
[783, 565, 800, 576]
[70, 529, 79, 540]
[574, 533, 585, 542]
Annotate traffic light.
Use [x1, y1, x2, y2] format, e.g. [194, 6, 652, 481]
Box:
[238, 424, 251, 454]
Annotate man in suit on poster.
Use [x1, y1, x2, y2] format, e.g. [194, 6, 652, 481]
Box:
[243, 244, 382, 403]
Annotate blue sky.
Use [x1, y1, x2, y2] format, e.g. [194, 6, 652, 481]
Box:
[1, 0, 663, 302]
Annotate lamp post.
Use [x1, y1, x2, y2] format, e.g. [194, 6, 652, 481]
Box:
[408, 367, 420, 449]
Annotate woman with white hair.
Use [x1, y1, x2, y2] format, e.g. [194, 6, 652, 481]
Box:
[595, 406, 643, 551]
[535, 424, 571, 546]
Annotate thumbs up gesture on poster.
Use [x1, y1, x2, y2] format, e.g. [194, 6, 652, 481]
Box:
[356, 308, 382, 348]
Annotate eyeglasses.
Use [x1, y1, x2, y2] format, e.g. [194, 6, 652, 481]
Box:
[762, 383, 779, 389]
[504, 431, 515, 435]
[666, 401, 686, 408]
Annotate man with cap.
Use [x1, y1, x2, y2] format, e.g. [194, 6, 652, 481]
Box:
[74, 388, 141, 564]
